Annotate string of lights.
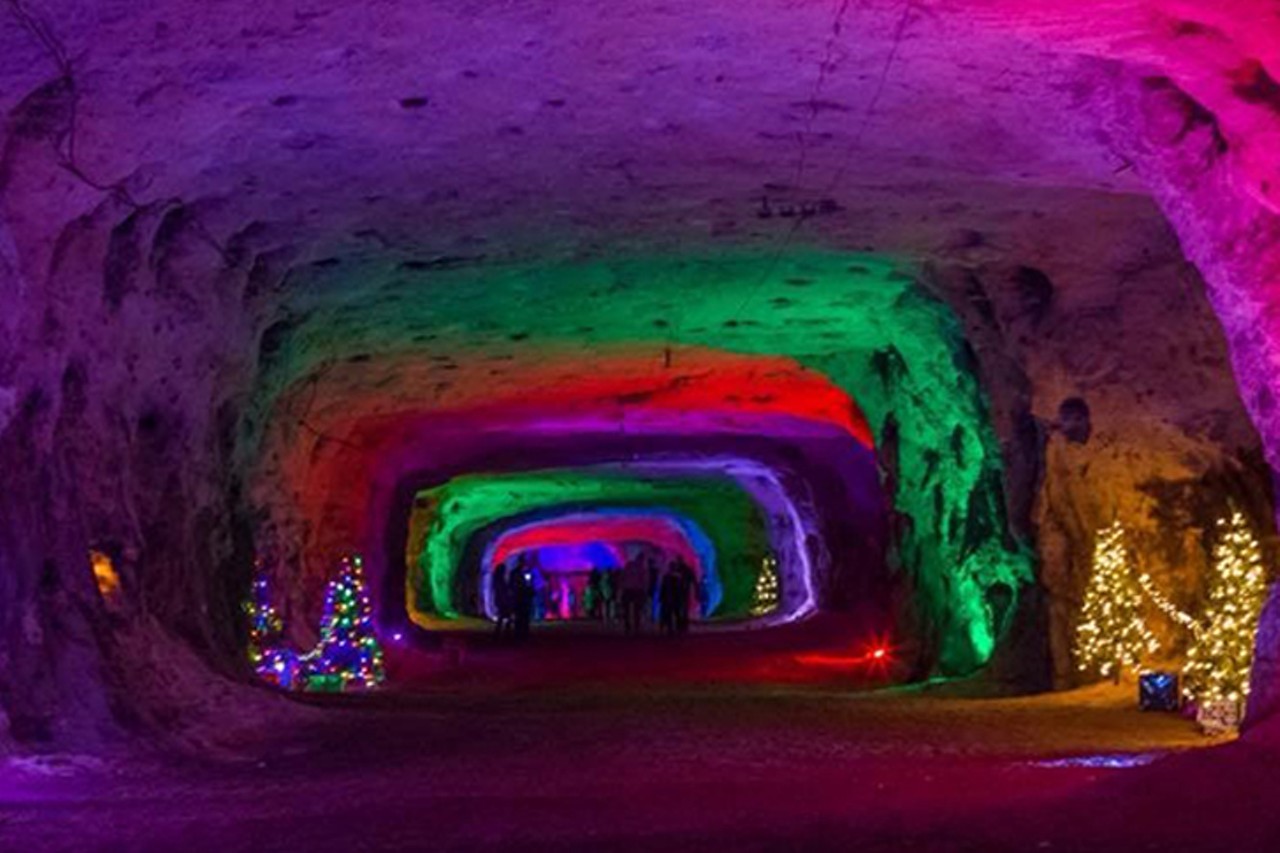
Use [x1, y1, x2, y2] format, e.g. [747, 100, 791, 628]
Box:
[1137, 572, 1202, 636]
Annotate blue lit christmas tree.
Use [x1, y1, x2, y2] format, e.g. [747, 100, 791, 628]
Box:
[300, 555, 386, 691]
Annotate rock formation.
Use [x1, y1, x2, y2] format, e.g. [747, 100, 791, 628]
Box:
[1, 0, 1277, 748]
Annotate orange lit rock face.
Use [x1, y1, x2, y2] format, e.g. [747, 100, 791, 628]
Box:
[90, 550, 120, 602]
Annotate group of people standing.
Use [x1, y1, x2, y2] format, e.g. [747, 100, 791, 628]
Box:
[490, 552, 700, 642]
[490, 554, 537, 641]
[590, 554, 698, 636]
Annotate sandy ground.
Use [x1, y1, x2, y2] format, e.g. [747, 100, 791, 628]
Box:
[2, 623, 1274, 852]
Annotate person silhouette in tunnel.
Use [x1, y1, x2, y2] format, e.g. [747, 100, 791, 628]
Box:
[646, 555, 660, 625]
[587, 567, 603, 621]
[674, 557, 696, 634]
[659, 564, 681, 636]
[601, 567, 616, 628]
[512, 555, 535, 642]
[619, 555, 646, 635]
[493, 561, 513, 640]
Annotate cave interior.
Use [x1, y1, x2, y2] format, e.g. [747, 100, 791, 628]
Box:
[3, 1, 1280, 850]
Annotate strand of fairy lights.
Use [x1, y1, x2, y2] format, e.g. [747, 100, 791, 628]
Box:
[1137, 572, 1202, 636]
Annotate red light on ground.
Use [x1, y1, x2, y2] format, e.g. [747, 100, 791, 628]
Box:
[793, 638, 894, 671]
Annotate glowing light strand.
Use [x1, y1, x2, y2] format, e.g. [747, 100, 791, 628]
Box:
[1137, 572, 1202, 636]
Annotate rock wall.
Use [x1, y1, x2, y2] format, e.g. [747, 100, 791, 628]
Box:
[1090, 64, 1280, 722]
[2, 0, 1279, 748]
[935, 0, 1280, 716]
[0, 89, 294, 748]
[925, 193, 1273, 687]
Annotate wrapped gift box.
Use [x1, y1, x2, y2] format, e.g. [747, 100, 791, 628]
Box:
[1138, 671, 1180, 712]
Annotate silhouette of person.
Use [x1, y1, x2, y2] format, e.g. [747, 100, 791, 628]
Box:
[675, 557, 696, 634]
[512, 556, 535, 641]
[620, 555, 646, 635]
[587, 566, 603, 620]
[647, 556, 660, 624]
[659, 566, 681, 636]
[601, 567, 616, 627]
[492, 561, 512, 639]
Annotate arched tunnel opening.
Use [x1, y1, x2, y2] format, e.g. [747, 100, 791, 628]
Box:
[4, 2, 1280, 849]
[474, 510, 722, 623]
[259, 256, 1033, 680]
[378, 420, 907, 677]
[396, 443, 887, 629]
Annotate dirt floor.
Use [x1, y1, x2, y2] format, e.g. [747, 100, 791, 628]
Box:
[3, 621, 1278, 852]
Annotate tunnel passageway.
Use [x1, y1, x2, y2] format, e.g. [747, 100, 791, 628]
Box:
[0, 656, 1250, 853]
[5, 0, 1280, 850]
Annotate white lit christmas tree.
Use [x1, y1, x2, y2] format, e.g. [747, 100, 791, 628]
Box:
[750, 554, 780, 617]
[1183, 511, 1269, 710]
[1074, 521, 1158, 681]
[300, 555, 386, 691]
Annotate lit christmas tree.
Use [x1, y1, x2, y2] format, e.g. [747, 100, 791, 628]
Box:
[245, 565, 280, 666]
[750, 554, 780, 617]
[1074, 521, 1158, 681]
[243, 561, 299, 689]
[300, 555, 386, 691]
[1183, 511, 1270, 711]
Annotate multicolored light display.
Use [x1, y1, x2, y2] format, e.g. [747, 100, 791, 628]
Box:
[408, 468, 766, 622]
[481, 510, 716, 619]
[253, 251, 1032, 673]
[300, 556, 386, 691]
[245, 556, 385, 692]
[488, 514, 708, 573]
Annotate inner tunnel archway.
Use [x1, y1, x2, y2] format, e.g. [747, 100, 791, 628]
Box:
[7, 5, 1280, 846]
[250, 252, 1035, 675]
[479, 510, 718, 620]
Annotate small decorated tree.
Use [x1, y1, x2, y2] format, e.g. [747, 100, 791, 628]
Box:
[245, 566, 281, 664]
[301, 555, 386, 691]
[1074, 521, 1158, 681]
[750, 554, 780, 617]
[243, 561, 300, 688]
[1183, 511, 1270, 715]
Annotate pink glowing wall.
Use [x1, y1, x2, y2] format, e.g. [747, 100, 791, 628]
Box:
[490, 515, 704, 571]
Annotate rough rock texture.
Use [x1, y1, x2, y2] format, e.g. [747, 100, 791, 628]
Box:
[926, 201, 1273, 684]
[1, 0, 1278, 747]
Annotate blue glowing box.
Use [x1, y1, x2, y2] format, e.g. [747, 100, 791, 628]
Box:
[1138, 671, 1180, 712]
